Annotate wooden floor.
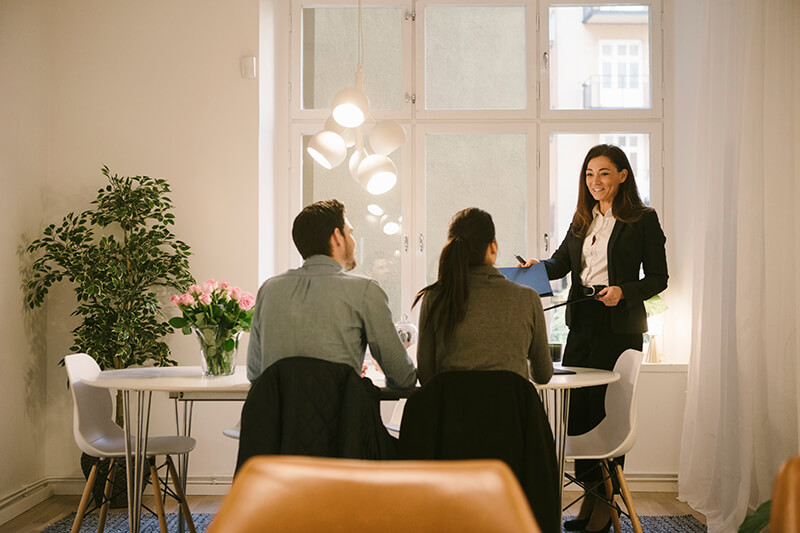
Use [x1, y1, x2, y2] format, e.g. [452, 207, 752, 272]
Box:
[0, 492, 706, 532]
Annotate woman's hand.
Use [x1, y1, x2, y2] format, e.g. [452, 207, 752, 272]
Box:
[597, 286, 624, 306]
[518, 258, 539, 268]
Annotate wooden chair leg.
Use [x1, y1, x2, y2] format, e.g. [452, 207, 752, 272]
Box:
[97, 459, 117, 532]
[72, 462, 99, 533]
[150, 462, 169, 533]
[602, 460, 621, 533]
[615, 462, 643, 533]
[166, 455, 197, 533]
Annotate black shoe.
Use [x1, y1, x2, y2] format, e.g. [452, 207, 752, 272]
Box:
[563, 517, 589, 531]
[583, 519, 612, 533]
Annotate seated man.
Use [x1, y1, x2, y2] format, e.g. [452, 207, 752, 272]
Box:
[246, 199, 417, 390]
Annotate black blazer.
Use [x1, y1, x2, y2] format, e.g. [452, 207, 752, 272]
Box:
[398, 370, 560, 533]
[542, 209, 668, 334]
[236, 357, 397, 474]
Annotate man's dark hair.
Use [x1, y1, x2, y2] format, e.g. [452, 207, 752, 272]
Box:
[291, 199, 346, 259]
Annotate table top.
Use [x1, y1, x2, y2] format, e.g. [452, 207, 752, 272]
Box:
[83, 362, 617, 398]
[534, 365, 619, 390]
[84, 365, 251, 393]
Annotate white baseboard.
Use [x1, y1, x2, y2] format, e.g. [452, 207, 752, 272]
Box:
[563, 472, 678, 493]
[0, 479, 53, 527]
[44, 475, 237, 497]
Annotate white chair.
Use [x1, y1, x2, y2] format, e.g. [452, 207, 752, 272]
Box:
[384, 399, 405, 437]
[564, 349, 644, 533]
[64, 353, 198, 533]
[222, 420, 241, 439]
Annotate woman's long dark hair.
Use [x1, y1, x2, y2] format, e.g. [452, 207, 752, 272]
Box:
[571, 144, 649, 238]
[412, 208, 495, 342]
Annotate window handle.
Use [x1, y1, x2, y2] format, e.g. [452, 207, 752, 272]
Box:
[544, 233, 550, 253]
[403, 233, 409, 253]
[543, 51, 549, 69]
[418, 233, 424, 253]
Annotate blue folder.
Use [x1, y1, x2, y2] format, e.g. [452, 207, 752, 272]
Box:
[497, 262, 553, 297]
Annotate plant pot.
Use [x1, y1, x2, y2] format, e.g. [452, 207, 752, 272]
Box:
[193, 326, 240, 376]
[80, 453, 152, 509]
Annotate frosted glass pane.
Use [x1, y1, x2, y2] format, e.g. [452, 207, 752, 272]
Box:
[549, 5, 651, 110]
[424, 133, 528, 284]
[425, 6, 526, 110]
[302, 7, 403, 111]
[302, 135, 404, 320]
[547, 132, 650, 343]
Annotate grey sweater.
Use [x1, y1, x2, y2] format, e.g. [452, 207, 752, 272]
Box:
[417, 264, 553, 386]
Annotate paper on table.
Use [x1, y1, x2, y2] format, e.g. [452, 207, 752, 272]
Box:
[497, 261, 553, 297]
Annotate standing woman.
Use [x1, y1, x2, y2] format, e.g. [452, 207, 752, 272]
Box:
[525, 144, 667, 533]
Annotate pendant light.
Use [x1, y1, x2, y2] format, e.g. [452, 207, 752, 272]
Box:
[305, 0, 406, 195]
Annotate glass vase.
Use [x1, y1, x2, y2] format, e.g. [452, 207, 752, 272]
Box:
[193, 326, 240, 376]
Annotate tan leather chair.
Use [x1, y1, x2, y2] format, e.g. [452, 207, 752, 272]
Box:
[208, 456, 542, 533]
[769, 455, 800, 532]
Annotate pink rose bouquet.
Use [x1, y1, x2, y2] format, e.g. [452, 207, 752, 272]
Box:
[169, 279, 256, 375]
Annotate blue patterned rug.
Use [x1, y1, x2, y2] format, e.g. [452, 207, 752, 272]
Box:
[564, 515, 707, 532]
[43, 512, 705, 532]
[42, 512, 214, 532]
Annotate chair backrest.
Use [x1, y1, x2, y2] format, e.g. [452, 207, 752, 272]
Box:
[770, 455, 800, 532]
[208, 456, 541, 533]
[603, 348, 644, 455]
[565, 349, 644, 460]
[64, 353, 125, 457]
[236, 356, 395, 471]
[397, 370, 559, 533]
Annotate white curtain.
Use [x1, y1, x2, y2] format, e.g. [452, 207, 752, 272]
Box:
[677, 1, 800, 531]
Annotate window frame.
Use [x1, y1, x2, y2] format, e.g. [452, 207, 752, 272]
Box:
[280, 0, 666, 324]
[413, 0, 538, 121]
[539, 0, 663, 120]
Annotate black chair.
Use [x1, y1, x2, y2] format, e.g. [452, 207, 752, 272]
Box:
[398, 370, 560, 533]
[236, 356, 397, 472]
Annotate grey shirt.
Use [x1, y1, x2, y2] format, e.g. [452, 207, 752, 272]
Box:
[417, 264, 553, 386]
[246, 255, 417, 389]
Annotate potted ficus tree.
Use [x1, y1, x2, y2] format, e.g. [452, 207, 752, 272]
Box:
[25, 165, 194, 506]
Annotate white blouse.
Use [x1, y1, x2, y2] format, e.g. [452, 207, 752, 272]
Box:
[580, 205, 616, 287]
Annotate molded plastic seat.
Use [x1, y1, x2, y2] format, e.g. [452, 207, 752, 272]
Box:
[564, 349, 644, 533]
[208, 456, 542, 533]
[223, 420, 241, 439]
[770, 455, 800, 532]
[64, 353, 197, 533]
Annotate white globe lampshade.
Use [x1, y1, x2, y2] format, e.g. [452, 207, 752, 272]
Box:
[349, 148, 369, 179]
[324, 116, 356, 148]
[368, 120, 407, 156]
[331, 88, 369, 128]
[382, 220, 401, 236]
[366, 204, 384, 216]
[357, 154, 397, 195]
[307, 131, 346, 169]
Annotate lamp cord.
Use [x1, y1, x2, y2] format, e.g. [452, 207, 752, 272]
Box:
[358, 0, 364, 72]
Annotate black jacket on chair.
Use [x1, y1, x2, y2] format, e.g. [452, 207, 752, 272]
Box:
[398, 370, 560, 533]
[236, 357, 397, 473]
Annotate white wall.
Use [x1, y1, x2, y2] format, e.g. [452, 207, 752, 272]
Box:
[0, 0, 261, 520]
[0, 0, 51, 522]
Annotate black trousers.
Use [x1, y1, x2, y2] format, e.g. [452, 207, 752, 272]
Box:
[563, 298, 642, 483]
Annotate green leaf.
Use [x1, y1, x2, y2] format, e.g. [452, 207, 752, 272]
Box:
[738, 499, 770, 533]
[169, 317, 189, 328]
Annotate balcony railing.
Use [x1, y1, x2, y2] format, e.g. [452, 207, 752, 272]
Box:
[582, 75, 650, 109]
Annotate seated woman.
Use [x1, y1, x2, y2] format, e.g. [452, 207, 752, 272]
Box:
[414, 207, 553, 386]
[403, 207, 558, 532]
